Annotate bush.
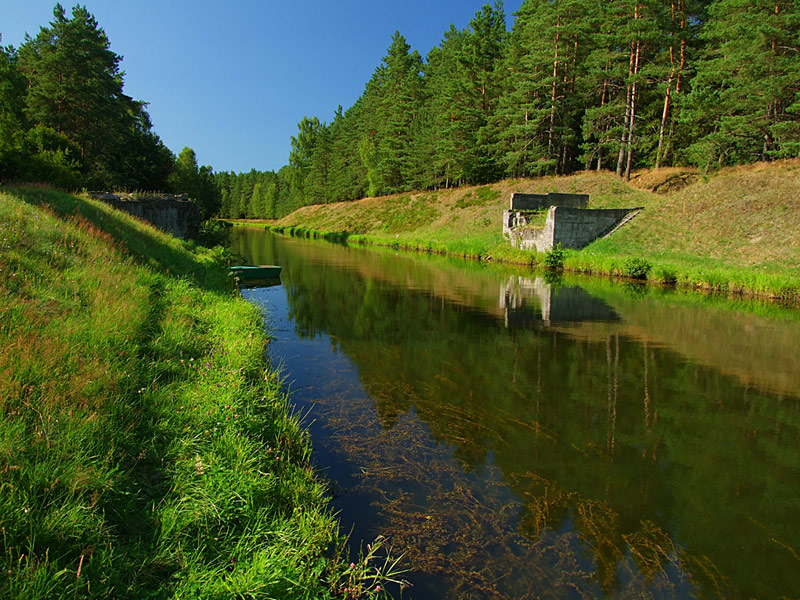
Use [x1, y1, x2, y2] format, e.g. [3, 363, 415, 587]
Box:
[544, 243, 565, 269]
[623, 257, 651, 279]
[193, 219, 231, 247]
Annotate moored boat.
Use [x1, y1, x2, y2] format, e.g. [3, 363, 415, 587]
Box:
[230, 265, 282, 279]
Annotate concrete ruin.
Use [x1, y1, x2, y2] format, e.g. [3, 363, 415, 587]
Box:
[503, 192, 640, 252]
[89, 192, 200, 238]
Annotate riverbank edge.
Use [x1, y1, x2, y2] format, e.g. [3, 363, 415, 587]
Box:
[0, 186, 363, 598]
[244, 222, 800, 306]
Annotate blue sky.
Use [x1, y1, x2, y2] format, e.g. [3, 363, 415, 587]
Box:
[3, 1, 523, 174]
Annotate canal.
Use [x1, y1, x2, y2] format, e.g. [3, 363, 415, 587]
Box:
[230, 227, 800, 600]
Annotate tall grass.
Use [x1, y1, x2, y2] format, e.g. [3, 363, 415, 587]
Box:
[0, 186, 396, 598]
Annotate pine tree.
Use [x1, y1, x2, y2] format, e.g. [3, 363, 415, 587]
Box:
[423, 25, 471, 187]
[371, 32, 425, 194]
[307, 122, 332, 203]
[170, 147, 200, 195]
[220, 187, 231, 218]
[496, 0, 590, 177]
[15, 4, 173, 189]
[168, 147, 219, 217]
[468, 1, 509, 181]
[275, 165, 294, 217]
[683, 0, 800, 168]
[327, 104, 368, 201]
[652, 0, 706, 169]
[579, 0, 664, 178]
[19, 4, 131, 186]
[263, 179, 277, 219]
[250, 182, 264, 218]
[120, 105, 174, 191]
[0, 42, 27, 180]
[229, 177, 243, 218]
[453, 2, 508, 183]
[289, 116, 324, 205]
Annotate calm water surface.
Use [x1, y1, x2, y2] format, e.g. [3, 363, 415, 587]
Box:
[230, 227, 800, 600]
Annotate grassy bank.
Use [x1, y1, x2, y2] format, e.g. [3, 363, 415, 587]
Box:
[0, 186, 388, 598]
[260, 160, 800, 302]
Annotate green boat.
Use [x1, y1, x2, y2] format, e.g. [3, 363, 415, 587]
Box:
[230, 265, 282, 279]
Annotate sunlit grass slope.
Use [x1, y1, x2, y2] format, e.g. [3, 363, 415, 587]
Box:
[0, 186, 344, 598]
[267, 160, 800, 300]
[575, 161, 800, 297]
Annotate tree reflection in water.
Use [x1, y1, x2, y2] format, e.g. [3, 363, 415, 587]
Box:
[233, 228, 800, 600]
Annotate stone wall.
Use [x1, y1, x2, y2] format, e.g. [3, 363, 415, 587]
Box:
[503, 192, 590, 238]
[551, 206, 639, 249]
[89, 192, 199, 238]
[505, 205, 641, 252]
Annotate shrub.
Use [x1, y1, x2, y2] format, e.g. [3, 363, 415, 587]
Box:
[193, 219, 230, 247]
[544, 243, 565, 269]
[623, 257, 651, 279]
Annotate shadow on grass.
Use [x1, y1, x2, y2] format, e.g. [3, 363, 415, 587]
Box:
[12, 185, 233, 293]
[101, 279, 180, 594]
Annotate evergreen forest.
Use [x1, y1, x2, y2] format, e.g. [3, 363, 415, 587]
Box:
[219, 0, 800, 220]
[2, 1, 799, 222]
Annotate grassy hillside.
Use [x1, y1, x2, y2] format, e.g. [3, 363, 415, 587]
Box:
[265, 160, 800, 301]
[0, 186, 386, 598]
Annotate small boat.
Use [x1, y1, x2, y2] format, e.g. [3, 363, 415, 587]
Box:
[229, 265, 282, 279]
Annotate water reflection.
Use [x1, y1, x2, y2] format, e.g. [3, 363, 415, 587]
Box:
[232, 227, 800, 600]
[499, 276, 620, 327]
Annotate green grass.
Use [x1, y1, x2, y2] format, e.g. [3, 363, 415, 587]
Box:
[0, 186, 399, 599]
[263, 160, 800, 302]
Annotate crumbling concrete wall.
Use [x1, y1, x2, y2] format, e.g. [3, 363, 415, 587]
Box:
[506, 205, 640, 252]
[90, 192, 200, 238]
[503, 192, 590, 237]
[551, 206, 638, 249]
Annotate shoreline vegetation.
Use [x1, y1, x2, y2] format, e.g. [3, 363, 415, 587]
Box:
[0, 185, 400, 599]
[231, 161, 800, 305]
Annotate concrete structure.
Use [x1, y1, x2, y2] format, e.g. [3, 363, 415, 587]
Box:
[90, 192, 200, 238]
[508, 192, 589, 211]
[502, 192, 640, 252]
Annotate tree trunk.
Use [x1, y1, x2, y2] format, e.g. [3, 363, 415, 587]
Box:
[624, 3, 642, 181]
[616, 80, 633, 176]
[625, 35, 641, 181]
[617, 22, 638, 178]
[655, 77, 673, 170]
[548, 17, 561, 167]
[656, 0, 687, 169]
[598, 70, 609, 171]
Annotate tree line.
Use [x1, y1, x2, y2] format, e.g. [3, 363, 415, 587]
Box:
[0, 4, 220, 217]
[219, 0, 800, 220]
[3, 2, 798, 223]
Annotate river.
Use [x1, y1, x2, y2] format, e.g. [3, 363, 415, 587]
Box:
[230, 226, 800, 600]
